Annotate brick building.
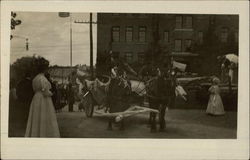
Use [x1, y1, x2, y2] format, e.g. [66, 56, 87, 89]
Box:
[96, 13, 238, 74]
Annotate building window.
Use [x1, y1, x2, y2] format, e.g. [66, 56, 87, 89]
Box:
[139, 26, 146, 42]
[138, 52, 145, 64]
[125, 52, 133, 63]
[175, 16, 182, 29]
[184, 16, 193, 28]
[220, 28, 228, 43]
[125, 26, 133, 42]
[185, 39, 192, 52]
[164, 31, 169, 42]
[174, 40, 182, 52]
[198, 31, 203, 44]
[112, 26, 120, 42]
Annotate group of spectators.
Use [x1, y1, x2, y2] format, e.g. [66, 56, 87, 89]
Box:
[220, 56, 237, 84]
[9, 72, 77, 136]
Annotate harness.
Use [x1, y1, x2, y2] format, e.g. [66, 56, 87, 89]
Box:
[132, 77, 170, 100]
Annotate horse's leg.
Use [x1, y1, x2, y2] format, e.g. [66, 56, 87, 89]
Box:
[159, 105, 166, 132]
[119, 119, 125, 131]
[107, 118, 113, 130]
[151, 112, 157, 132]
[148, 112, 153, 127]
[148, 99, 153, 127]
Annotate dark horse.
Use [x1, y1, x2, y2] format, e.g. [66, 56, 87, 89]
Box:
[107, 77, 131, 130]
[146, 72, 172, 132]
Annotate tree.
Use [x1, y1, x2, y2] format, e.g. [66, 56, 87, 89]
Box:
[10, 56, 50, 85]
[193, 20, 221, 76]
[224, 32, 238, 55]
[145, 14, 169, 68]
[10, 12, 22, 40]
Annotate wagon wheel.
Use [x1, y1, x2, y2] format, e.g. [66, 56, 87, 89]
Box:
[83, 93, 94, 117]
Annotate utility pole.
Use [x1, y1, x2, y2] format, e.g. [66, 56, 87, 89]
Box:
[70, 15, 73, 67]
[58, 12, 73, 67]
[89, 13, 93, 80]
[75, 13, 97, 80]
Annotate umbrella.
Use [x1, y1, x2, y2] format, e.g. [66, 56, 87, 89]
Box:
[225, 54, 238, 64]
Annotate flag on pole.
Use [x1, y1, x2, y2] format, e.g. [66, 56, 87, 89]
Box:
[173, 61, 187, 72]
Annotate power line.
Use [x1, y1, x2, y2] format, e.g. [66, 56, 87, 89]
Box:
[11, 34, 27, 39]
[11, 43, 92, 49]
[11, 48, 97, 53]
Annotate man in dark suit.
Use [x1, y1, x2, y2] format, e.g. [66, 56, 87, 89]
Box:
[169, 68, 178, 108]
[16, 73, 34, 135]
[67, 83, 75, 112]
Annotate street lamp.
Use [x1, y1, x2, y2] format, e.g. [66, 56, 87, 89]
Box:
[58, 12, 73, 67]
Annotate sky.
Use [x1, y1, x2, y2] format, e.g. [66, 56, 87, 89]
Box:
[10, 12, 97, 66]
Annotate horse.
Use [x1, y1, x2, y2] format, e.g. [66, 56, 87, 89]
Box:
[107, 76, 132, 130]
[146, 71, 172, 132]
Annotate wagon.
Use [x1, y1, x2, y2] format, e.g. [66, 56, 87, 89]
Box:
[78, 75, 159, 121]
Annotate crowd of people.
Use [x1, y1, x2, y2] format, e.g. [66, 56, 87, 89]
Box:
[9, 52, 236, 137]
[219, 55, 238, 84]
[9, 58, 78, 137]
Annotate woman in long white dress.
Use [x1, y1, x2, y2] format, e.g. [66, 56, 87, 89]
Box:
[206, 77, 225, 116]
[25, 59, 60, 137]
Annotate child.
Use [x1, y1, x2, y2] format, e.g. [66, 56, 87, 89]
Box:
[206, 77, 225, 116]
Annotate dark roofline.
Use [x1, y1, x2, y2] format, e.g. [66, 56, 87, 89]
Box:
[49, 66, 77, 69]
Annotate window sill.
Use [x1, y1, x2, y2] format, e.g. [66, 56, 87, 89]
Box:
[174, 28, 194, 32]
[111, 42, 148, 45]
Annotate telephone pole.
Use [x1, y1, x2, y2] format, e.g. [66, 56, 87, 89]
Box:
[58, 12, 73, 67]
[89, 13, 93, 80]
[75, 13, 97, 80]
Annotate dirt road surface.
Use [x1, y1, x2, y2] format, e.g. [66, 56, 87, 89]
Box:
[57, 104, 237, 138]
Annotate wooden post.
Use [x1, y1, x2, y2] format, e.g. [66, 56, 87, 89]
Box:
[74, 13, 97, 79]
[70, 15, 72, 67]
[90, 13, 94, 80]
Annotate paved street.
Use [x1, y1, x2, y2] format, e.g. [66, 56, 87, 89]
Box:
[57, 104, 237, 138]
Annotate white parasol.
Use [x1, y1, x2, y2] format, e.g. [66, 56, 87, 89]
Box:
[225, 54, 238, 64]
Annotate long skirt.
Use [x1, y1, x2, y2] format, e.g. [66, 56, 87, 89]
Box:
[25, 92, 60, 137]
[206, 94, 225, 116]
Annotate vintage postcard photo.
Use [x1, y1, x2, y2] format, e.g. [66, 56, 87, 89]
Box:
[1, 1, 249, 160]
[9, 12, 239, 138]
